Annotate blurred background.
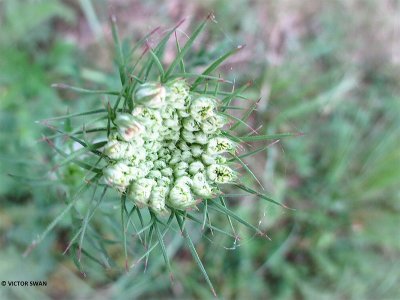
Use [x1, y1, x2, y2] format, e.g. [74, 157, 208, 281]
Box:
[1, 0, 399, 299]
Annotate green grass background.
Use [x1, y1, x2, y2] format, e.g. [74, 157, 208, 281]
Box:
[0, 0, 399, 299]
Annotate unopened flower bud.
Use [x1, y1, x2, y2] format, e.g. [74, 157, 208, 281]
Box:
[149, 185, 169, 215]
[134, 82, 166, 109]
[192, 172, 214, 198]
[189, 161, 205, 175]
[191, 144, 203, 158]
[103, 140, 128, 160]
[102, 162, 131, 190]
[115, 113, 144, 142]
[168, 183, 195, 209]
[129, 178, 156, 207]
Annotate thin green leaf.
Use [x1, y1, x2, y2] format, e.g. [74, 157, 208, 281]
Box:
[208, 200, 264, 235]
[176, 213, 216, 297]
[237, 132, 300, 142]
[52, 83, 120, 96]
[110, 15, 126, 85]
[191, 45, 244, 90]
[23, 174, 101, 257]
[148, 47, 165, 78]
[234, 183, 291, 209]
[163, 15, 211, 80]
[154, 216, 173, 281]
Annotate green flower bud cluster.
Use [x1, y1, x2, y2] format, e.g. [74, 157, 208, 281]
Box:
[101, 79, 237, 215]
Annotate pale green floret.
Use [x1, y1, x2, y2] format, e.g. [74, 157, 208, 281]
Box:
[175, 175, 193, 187]
[160, 167, 173, 177]
[148, 170, 162, 180]
[144, 125, 161, 141]
[127, 146, 146, 164]
[201, 153, 217, 165]
[189, 161, 205, 175]
[102, 80, 239, 214]
[169, 149, 182, 165]
[194, 131, 209, 145]
[102, 162, 131, 191]
[166, 79, 190, 110]
[154, 160, 167, 170]
[103, 139, 128, 160]
[134, 82, 166, 109]
[207, 137, 236, 155]
[215, 156, 227, 164]
[168, 183, 195, 209]
[180, 150, 193, 162]
[114, 113, 145, 142]
[181, 129, 196, 143]
[207, 164, 236, 184]
[182, 117, 200, 132]
[132, 106, 162, 127]
[149, 185, 169, 215]
[191, 172, 215, 198]
[191, 144, 203, 157]
[129, 178, 156, 207]
[174, 161, 189, 177]
[190, 97, 216, 122]
[177, 141, 190, 151]
[158, 176, 171, 187]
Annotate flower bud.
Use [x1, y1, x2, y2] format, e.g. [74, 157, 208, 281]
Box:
[190, 97, 216, 122]
[175, 175, 193, 187]
[182, 117, 200, 132]
[180, 150, 193, 163]
[177, 141, 190, 151]
[129, 178, 156, 207]
[174, 161, 188, 177]
[149, 185, 169, 215]
[195, 131, 209, 145]
[132, 106, 162, 127]
[160, 167, 173, 177]
[154, 160, 167, 170]
[181, 129, 196, 144]
[103, 140, 128, 160]
[134, 82, 166, 109]
[148, 170, 162, 180]
[201, 153, 216, 165]
[207, 137, 236, 155]
[189, 161, 205, 175]
[207, 164, 236, 184]
[115, 113, 144, 142]
[102, 162, 131, 190]
[169, 149, 182, 165]
[166, 79, 190, 110]
[158, 176, 171, 187]
[168, 183, 195, 209]
[191, 144, 203, 158]
[192, 172, 214, 198]
[201, 114, 227, 133]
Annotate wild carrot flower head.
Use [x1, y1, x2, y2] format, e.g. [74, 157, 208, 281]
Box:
[30, 16, 292, 297]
